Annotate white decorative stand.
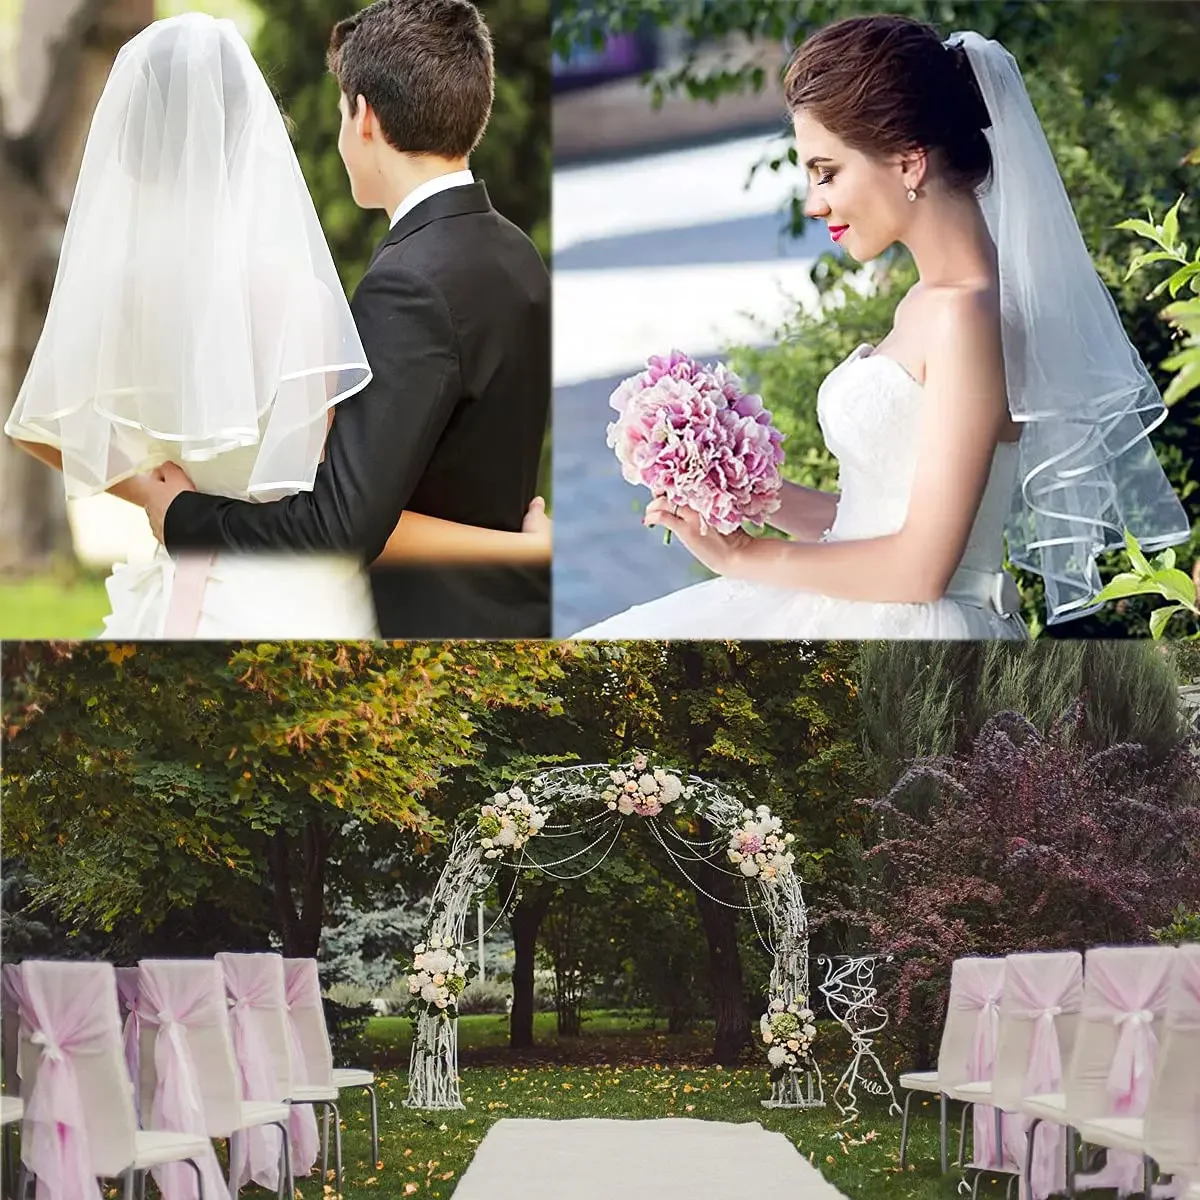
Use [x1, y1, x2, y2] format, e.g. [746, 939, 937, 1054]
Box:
[761, 1064, 824, 1109]
[818, 954, 902, 1122]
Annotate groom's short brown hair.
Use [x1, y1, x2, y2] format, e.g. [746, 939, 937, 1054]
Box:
[328, 0, 494, 158]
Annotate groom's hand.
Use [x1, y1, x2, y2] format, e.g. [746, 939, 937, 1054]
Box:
[143, 462, 197, 544]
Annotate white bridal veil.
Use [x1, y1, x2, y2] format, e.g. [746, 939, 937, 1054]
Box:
[4, 13, 371, 501]
[953, 31, 1190, 624]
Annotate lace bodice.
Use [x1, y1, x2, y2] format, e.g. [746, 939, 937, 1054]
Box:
[818, 343, 1019, 576]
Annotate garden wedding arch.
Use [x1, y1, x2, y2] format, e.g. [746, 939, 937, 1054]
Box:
[401, 757, 822, 1111]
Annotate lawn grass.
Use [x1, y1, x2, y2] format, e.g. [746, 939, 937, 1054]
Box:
[0, 573, 109, 638]
[261, 1013, 1051, 1200]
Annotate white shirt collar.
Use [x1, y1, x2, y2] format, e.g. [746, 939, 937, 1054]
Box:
[389, 169, 475, 229]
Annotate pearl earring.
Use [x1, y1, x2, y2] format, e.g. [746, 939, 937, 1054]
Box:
[906, 187, 917, 202]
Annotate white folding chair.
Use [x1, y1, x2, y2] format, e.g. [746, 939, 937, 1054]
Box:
[1068, 945, 1176, 1196]
[214, 953, 302, 1197]
[15, 960, 212, 1200]
[138, 957, 292, 1200]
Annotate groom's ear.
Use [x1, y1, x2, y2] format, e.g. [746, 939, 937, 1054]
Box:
[352, 94, 376, 141]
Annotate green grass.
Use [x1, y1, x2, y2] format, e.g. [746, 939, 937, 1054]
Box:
[264, 1014, 1042, 1200]
[0, 573, 110, 638]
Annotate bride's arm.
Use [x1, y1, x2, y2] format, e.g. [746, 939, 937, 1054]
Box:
[648, 292, 1007, 603]
[375, 499, 552, 566]
[767, 480, 841, 541]
[11, 439, 152, 506]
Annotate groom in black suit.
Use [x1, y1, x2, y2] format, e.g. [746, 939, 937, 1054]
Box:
[150, 0, 550, 638]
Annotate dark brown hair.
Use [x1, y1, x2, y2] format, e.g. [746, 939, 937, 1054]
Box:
[327, 0, 494, 159]
[783, 15, 993, 195]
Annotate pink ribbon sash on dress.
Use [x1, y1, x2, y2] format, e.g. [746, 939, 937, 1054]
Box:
[162, 553, 214, 637]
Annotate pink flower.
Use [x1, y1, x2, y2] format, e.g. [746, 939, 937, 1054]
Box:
[634, 797, 663, 817]
[739, 833, 764, 856]
[606, 351, 785, 535]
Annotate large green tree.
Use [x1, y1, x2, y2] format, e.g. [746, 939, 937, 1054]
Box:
[2, 640, 569, 956]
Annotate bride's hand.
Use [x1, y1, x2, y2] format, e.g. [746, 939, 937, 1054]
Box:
[521, 496, 552, 559]
[644, 497, 754, 576]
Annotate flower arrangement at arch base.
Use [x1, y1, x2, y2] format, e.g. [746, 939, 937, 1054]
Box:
[760, 996, 818, 1083]
[403, 935, 475, 1021]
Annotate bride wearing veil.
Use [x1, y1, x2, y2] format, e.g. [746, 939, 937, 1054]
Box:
[574, 15, 1190, 640]
[5, 12, 546, 638]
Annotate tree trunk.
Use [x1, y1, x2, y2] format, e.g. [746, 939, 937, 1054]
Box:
[266, 814, 331, 958]
[509, 887, 552, 1050]
[676, 644, 751, 1066]
[693, 867, 751, 1066]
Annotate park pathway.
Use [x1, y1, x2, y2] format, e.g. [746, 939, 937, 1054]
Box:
[551, 133, 833, 635]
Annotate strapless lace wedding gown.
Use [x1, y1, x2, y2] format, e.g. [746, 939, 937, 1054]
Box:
[101, 445, 378, 638]
[575, 343, 1029, 640]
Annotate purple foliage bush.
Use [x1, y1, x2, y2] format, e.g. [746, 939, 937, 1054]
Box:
[858, 703, 1200, 1062]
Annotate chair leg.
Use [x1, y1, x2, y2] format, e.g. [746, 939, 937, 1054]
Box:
[959, 1102, 971, 1167]
[185, 1158, 205, 1200]
[228, 1132, 240, 1200]
[322, 1105, 330, 1183]
[940, 1092, 948, 1175]
[332, 1102, 343, 1198]
[1143, 1156, 1154, 1198]
[122, 1169, 136, 1200]
[994, 1106, 1005, 1169]
[365, 1083, 379, 1168]
[1025, 1119, 1039, 1199]
[14, 1163, 27, 1200]
[899, 1090, 914, 1168]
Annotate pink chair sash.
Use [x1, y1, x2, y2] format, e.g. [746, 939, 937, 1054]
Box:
[138, 964, 230, 1200]
[1078, 949, 1174, 1194]
[218, 955, 285, 1190]
[282, 962, 320, 1172]
[949, 961, 1006, 1170]
[1003, 954, 1081, 1200]
[2, 964, 28, 1092]
[19, 963, 111, 1200]
[114, 969, 141, 1118]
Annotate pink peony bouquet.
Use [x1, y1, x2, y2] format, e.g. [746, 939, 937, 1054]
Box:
[606, 350, 785, 543]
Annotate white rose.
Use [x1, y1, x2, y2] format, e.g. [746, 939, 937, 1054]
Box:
[769, 998, 785, 1013]
[652, 767, 665, 781]
[421, 983, 440, 1003]
[433, 973, 446, 986]
[786, 1039, 799, 1051]
[607, 801, 618, 811]
[435, 997, 448, 1009]
[785, 832, 795, 844]
[661, 776, 682, 802]
[530, 812, 546, 830]
[496, 825, 518, 847]
[485, 849, 501, 860]
[617, 796, 637, 816]
[762, 1030, 774, 1044]
[414, 944, 426, 955]
[767, 1046, 787, 1068]
[413, 955, 426, 970]
[632, 755, 648, 771]
[742, 809, 754, 820]
[481, 838, 494, 849]
[739, 858, 759, 877]
[638, 774, 658, 794]
[409, 982, 420, 995]
[728, 850, 743, 864]
[804, 1023, 817, 1037]
[508, 786, 525, 800]
[611, 771, 627, 785]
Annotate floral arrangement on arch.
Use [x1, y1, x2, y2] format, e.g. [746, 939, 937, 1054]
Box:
[478, 785, 548, 860]
[602, 753, 692, 817]
[403, 935, 474, 1021]
[760, 996, 818, 1081]
[728, 805, 796, 882]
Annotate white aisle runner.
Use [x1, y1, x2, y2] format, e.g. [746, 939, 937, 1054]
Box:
[452, 1117, 850, 1200]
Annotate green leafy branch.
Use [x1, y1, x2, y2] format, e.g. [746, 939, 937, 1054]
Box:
[1093, 531, 1199, 639]
[1116, 192, 1200, 406]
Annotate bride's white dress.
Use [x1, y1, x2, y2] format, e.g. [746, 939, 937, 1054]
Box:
[576, 344, 1029, 640]
[101, 445, 378, 639]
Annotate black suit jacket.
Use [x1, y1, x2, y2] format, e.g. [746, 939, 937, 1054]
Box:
[164, 181, 551, 638]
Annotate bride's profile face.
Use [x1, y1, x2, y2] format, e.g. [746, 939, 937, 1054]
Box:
[793, 109, 912, 263]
